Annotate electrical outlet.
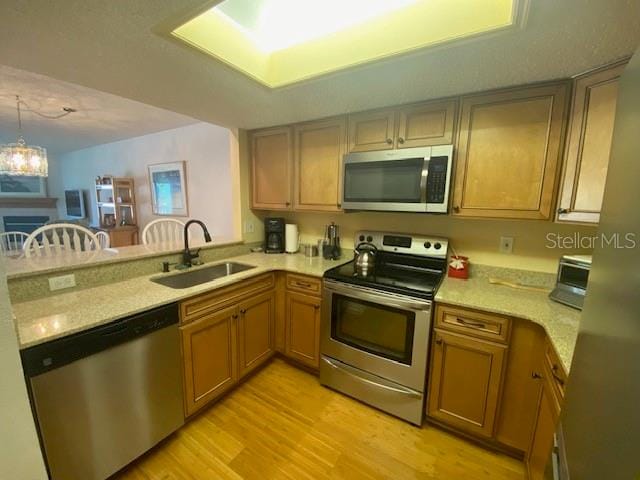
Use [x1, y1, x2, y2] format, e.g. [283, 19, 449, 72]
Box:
[48, 274, 76, 291]
[499, 236, 514, 254]
[244, 221, 255, 234]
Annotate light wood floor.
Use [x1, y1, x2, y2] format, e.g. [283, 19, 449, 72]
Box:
[114, 358, 525, 480]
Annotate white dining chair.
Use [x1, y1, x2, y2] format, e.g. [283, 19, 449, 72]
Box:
[142, 218, 185, 245]
[23, 223, 101, 258]
[95, 231, 111, 249]
[0, 231, 29, 257]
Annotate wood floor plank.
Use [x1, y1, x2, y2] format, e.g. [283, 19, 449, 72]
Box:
[113, 359, 524, 480]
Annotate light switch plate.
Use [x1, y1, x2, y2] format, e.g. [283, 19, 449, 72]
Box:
[499, 236, 514, 254]
[48, 274, 76, 291]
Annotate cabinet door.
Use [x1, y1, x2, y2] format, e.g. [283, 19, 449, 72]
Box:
[397, 100, 456, 148]
[527, 380, 559, 480]
[347, 108, 396, 152]
[452, 83, 568, 219]
[251, 127, 292, 210]
[495, 320, 545, 452]
[557, 60, 627, 224]
[427, 329, 507, 438]
[237, 291, 275, 379]
[181, 306, 238, 417]
[285, 291, 321, 369]
[293, 117, 346, 211]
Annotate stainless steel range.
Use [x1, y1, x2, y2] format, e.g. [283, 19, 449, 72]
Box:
[320, 231, 448, 425]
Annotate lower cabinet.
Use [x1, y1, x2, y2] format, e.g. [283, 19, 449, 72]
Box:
[285, 290, 322, 369]
[237, 291, 275, 379]
[181, 305, 238, 417]
[427, 329, 507, 438]
[527, 379, 560, 480]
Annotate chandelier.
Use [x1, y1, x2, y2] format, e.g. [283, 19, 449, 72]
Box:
[0, 96, 75, 177]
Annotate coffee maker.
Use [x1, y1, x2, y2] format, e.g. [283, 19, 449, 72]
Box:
[323, 222, 342, 260]
[264, 217, 285, 253]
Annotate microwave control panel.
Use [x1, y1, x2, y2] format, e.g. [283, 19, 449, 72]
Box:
[426, 156, 449, 204]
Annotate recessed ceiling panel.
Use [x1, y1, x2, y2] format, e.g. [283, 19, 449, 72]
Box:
[172, 0, 520, 88]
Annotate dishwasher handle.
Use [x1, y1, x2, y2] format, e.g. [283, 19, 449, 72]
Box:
[21, 303, 179, 377]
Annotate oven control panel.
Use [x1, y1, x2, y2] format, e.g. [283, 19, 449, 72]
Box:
[355, 231, 448, 258]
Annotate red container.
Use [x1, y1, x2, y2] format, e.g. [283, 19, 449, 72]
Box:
[448, 255, 469, 279]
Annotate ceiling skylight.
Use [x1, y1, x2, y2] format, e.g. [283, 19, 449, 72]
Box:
[171, 0, 522, 88]
[215, 0, 418, 53]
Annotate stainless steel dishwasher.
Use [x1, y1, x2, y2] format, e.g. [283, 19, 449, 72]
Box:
[21, 303, 184, 480]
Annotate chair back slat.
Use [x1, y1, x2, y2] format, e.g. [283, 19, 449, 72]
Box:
[0, 231, 29, 257]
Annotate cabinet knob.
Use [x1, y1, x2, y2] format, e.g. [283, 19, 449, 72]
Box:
[531, 372, 542, 379]
[453, 206, 460, 213]
[285, 202, 291, 207]
[313, 304, 320, 310]
[398, 137, 405, 144]
[240, 309, 247, 315]
[337, 203, 342, 209]
[232, 314, 238, 319]
[557, 208, 569, 214]
[386, 138, 393, 145]
[435, 338, 443, 345]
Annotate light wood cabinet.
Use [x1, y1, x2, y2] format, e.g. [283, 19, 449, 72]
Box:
[495, 320, 546, 452]
[251, 127, 292, 210]
[452, 82, 569, 219]
[293, 117, 346, 211]
[285, 290, 322, 369]
[347, 108, 396, 152]
[396, 99, 456, 149]
[237, 291, 275, 379]
[527, 366, 562, 479]
[557, 60, 627, 224]
[347, 100, 456, 152]
[427, 329, 507, 438]
[181, 305, 238, 417]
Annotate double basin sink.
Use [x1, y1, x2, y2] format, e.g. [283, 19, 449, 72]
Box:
[151, 262, 256, 289]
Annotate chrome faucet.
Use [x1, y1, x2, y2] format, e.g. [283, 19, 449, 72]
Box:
[183, 220, 212, 267]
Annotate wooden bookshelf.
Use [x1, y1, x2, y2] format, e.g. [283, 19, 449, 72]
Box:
[95, 176, 139, 246]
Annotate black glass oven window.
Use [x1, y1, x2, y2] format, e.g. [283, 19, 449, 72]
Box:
[559, 264, 589, 290]
[331, 294, 415, 364]
[343, 158, 424, 203]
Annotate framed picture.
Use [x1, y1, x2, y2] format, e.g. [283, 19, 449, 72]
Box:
[148, 161, 188, 216]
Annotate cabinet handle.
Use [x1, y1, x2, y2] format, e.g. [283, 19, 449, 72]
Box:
[551, 372, 565, 386]
[386, 138, 393, 145]
[456, 317, 486, 329]
[295, 281, 312, 288]
[398, 137, 405, 144]
[435, 338, 443, 345]
[531, 372, 542, 379]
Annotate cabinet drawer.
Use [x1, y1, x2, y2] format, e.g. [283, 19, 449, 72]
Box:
[180, 273, 275, 324]
[286, 273, 322, 296]
[543, 337, 567, 404]
[435, 304, 511, 344]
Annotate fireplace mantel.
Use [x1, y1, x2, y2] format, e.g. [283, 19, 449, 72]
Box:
[0, 197, 58, 209]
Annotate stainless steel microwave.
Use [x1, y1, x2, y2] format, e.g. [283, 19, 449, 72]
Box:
[341, 145, 453, 213]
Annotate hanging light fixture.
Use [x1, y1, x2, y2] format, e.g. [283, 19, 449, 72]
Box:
[0, 95, 75, 177]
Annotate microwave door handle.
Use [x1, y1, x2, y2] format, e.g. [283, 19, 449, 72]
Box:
[420, 158, 429, 204]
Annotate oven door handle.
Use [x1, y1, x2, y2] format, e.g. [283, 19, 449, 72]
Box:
[322, 357, 422, 398]
[324, 280, 431, 312]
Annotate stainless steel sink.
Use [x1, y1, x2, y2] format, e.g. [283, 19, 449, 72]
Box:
[151, 262, 256, 289]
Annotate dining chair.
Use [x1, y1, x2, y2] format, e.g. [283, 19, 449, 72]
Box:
[95, 231, 111, 249]
[0, 231, 29, 257]
[23, 223, 100, 257]
[141, 218, 185, 245]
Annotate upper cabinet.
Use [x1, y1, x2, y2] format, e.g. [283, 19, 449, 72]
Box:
[347, 99, 456, 152]
[556, 60, 627, 224]
[293, 117, 346, 211]
[251, 127, 293, 210]
[452, 82, 569, 220]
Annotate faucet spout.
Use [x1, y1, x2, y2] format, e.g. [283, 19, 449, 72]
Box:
[183, 220, 212, 267]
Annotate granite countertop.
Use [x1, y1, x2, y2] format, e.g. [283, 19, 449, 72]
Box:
[13, 254, 581, 374]
[12, 252, 346, 349]
[435, 265, 581, 372]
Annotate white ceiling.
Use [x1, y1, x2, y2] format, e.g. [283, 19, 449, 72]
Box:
[0, 0, 638, 131]
[0, 65, 196, 154]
